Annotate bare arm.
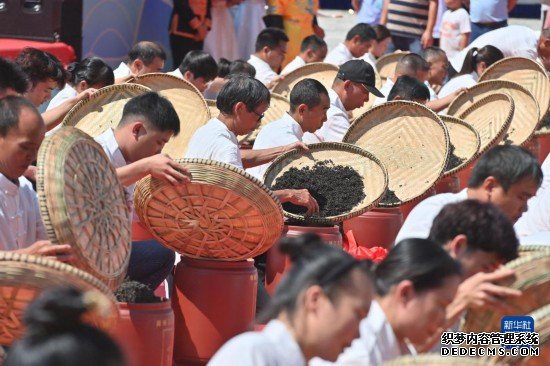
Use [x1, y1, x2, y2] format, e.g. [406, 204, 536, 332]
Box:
[426, 87, 466, 112]
[421, 0, 438, 48]
[380, 0, 390, 25]
[459, 33, 470, 51]
[508, 0, 517, 12]
[240, 141, 308, 169]
[351, 0, 360, 12]
[116, 155, 192, 186]
[41, 89, 97, 131]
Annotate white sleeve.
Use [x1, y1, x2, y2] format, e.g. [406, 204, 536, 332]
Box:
[207, 335, 275, 366]
[458, 9, 471, 33]
[321, 112, 351, 142]
[212, 144, 243, 169]
[519, 231, 550, 246]
[394, 197, 445, 244]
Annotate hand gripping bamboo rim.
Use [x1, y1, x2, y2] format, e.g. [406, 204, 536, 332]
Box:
[134, 158, 284, 260]
[458, 93, 514, 155]
[479, 57, 550, 120]
[461, 251, 550, 333]
[36, 127, 131, 290]
[343, 101, 450, 207]
[130, 73, 210, 158]
[62, 83, 152, 136]
[237, 93, 290, 144]
[375, 51, 409, 80]
[383, 354, 503, 365]
[0, 252, 117, 346]
[263, 142, 389, 224]
[439, 115, 481, 177]
[272, 62, 339, 97]
[447, 80, 540, 146]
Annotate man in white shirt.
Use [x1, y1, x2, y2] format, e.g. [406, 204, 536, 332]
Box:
[395, 145, 542, 243]
[166, 50, 217, 92]
[95, 92, 191, 289]
[324, 23, 376, 66]
[0, 96, 72, 260]
[281, 35, 327, 75]
[247, 78, 330, 180]
[247, 28, 289, 89]
[113, 41, 166, 83]
[303, 59, 384, 143]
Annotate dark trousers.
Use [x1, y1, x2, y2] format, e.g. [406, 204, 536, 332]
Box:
[470, 20, 508, 43]
[127, 240, 175, 290]
[169, 34, 203, 69]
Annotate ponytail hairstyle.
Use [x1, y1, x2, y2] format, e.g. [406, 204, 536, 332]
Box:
[375, 238, 462, 296]
[459, 45, 504, 75]
[66, 57, 114, 88]
[258, 233, 373, 323]
[5, 287, 124, 366]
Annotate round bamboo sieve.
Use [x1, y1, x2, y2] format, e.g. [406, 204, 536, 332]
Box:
[375, 51, 409, 81]
[439, 115, 481, 177]
[272, 62, 339, 97]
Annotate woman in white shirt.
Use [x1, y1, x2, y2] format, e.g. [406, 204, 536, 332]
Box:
[208, 234, 374, 366]
[321, 238, 461, 366]
[438, 45, 504, 98]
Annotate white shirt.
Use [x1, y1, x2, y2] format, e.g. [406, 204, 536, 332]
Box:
[373, 78, 394, 107]
[247, 113, 304, 180]
[449, 26, 538, 73]
[438, 72, 478, 99]
[440, 8, 471, 59]
[426, 82, 438, 101]
[311, 301, 408, 366]
[395, 188, 469, 243]
[208, 319, 306, 366]
[113, 62, 132, 79]
[303, 89, 348, 143]
[360, 52, 377, 70]
[0, 173, 47, 251]
[46, 84, 77, 111]
[185, 118, 243, 168]
[324, 43, 354, 66]
[167, 68, 184, 79]
[248, 55, 278, 86]
[281, 56, 306, 75]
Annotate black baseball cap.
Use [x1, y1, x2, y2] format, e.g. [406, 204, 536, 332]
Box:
[337, 59, 384, 97]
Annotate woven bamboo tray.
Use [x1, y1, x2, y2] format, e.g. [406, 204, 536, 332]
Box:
[134, 158, 284, 260]
[62, 83, 152, 136]
[439, 115, 481, 177]
[383, 354, 498, 365]
[36, 127, 131, 291]
[447, 80, 540, 146]
[461, 252, 550, 333]
[343, 101, 449, 207]
[479, 57, 550, 121]
[263, 142, 389, 224]
[272, 62, 339, 97]
[519, 245, 550, 258]
[237, 93, 290, 144]
[130, 73, 210, 158]
[458, 94, 514, 155]
[0, 252, 117, 346]
[375, 51, 409, 81]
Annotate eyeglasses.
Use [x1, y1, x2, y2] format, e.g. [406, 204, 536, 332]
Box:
[251, 109, 265, 122]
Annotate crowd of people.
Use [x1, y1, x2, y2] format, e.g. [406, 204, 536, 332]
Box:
[0, 0, 549, 365]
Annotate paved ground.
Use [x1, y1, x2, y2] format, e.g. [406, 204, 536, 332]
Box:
[316, 9, 542, 51]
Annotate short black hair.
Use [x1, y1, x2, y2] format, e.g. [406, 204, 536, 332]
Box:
[217, 75, 270, 115]
[178, 50, 218, 82]
[15, 48, 68, 89]
[373, 24, 391, 42]
[0, 57, 29, 94]
[0, 96, 41, 137]
[468, 145, 542, 191]
[345, 23, 376, 42]
[120, 92, 180, 135]
[300, 35, 327, 52]
[227, 60, 256, 78]
[289, 78, 329, 112]
[127, 41, 166, 65]
[395, 53, 430, 76]
[422, 46, 447, 62]
[429, 200, 519, 262]
[387, 75, 430, 102]
[217, 58, 231, 78]
[255, 27, 289, 52]
[67, 57, 114, 88]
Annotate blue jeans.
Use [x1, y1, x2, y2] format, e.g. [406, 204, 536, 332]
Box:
[127, 240, 175, 290]
[470, 20, 508, 43]
[387, 35, 423, 54]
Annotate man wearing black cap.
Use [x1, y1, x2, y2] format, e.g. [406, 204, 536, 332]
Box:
[303, 59, 383, 143]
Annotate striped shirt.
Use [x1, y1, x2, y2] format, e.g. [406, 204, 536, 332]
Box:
[386, 0, 430, 38]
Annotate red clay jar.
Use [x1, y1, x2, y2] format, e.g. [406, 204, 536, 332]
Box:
[434, 175, 460, 194]
[456, 161, 476, 190]
[536, 134, 550, 164]
[343, 208, 404, 250]
[112, 301, 175, 366]
[172, 258, 257, 365]
[524, 138, 541, 163]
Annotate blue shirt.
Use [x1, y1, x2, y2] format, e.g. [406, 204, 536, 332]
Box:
[357, 0, 383, 25]
[470, 0, 508, 23]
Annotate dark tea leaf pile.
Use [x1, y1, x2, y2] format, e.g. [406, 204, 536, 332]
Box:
[380, 188, 400, 205]
[445, 143, 465, 171]
[115, 280, 161, 303]
[271, 160, 365, 217]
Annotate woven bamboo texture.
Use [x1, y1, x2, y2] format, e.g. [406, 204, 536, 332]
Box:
[479, 57, 550, 120]
[343, 101, 449, 207]
[519, 245, 550, 258]
[130, 73, 211, 158]
[36, 127, 131, 291]
[447, 80, 540, 146]
[375, 51, 409, 80]
[263, 142, 389, 224]
[62, 83, 151, 136]
[383, 354, 498, 365]
[272, 62, 339, 97]
[458, 94, 514, 155]
[237, 93, 290, 144]
[134, 158, 284, 260]
[461, 252, 550, 333]
[0, 252, 117, 346]
[439, 115, 481, 177]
